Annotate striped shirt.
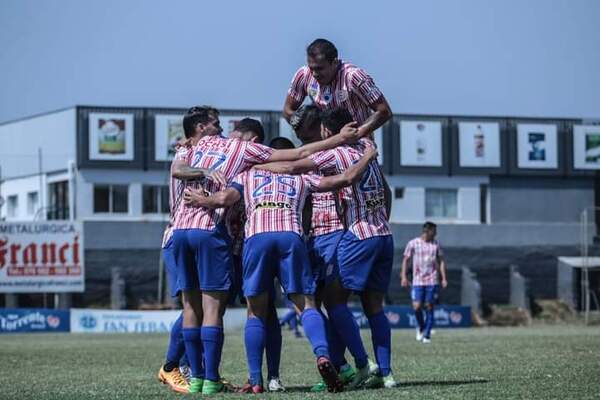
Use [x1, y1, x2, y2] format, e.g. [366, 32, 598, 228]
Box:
[403, 237, 444, 286]
[309, 139, 390, 240]
[310, 188, 344, 237]
[288, 61, 384, 125]
[173, 135, 274, 230]
[161, 144, 194, 248]
[231, 169, 322, 239]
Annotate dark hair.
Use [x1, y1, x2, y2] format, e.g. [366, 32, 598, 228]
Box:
[235, 118, 265, 144]
[269, 137, 295, 150]
[182, 106, 214, 138]
[320, 108, 353, 135]
[423, 221, 437, 231]
[307, 38, 338, 63]
[290, 104, 321, 133]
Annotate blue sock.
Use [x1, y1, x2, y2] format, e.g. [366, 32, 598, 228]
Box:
[415, 308, 425, 332]
[424, 307, 434, 339]
[280, 310, 296, 326]
[265, 314, 282, 379]
[300, 308, 329, 359]
[244, 317, 265, 385]
[182, 327, 204, 378]
[166, 313, 186, 366]
[201, 326, 224, 382]
[290, 314, 298, 332]
[322, 310, 347, 369]
[367, 311, 392, 377]
[329, 304, 368, 369]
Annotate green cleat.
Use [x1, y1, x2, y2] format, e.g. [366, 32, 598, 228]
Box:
[202, 379, 225, 395]
[188, 377, 204, 393]
[310, 380, 327, 392]
[339, 364, 357, 384]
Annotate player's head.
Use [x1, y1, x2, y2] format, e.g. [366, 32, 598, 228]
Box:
[307, 38, 339, 85]
[183, 106, 222, 139]
[290, 104, 321, 144]
[422, 221, 437, 241]
[320, 108, 353, 139]
[229, 118, 265, 143]
[269, 137, 295, 150]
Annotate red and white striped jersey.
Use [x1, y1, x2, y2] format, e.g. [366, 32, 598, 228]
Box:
[309, 139, 390, 240]
[309, 187, 344, 237]
[231, 169, 322, 239]
[161, 144, 194, 248]
[288, 61, 384, 125]
[403, 237, 444, 286]
[173, 135, 274, 230]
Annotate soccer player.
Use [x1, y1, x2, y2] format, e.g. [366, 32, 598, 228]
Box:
[283, 38, 392, 138]
[258, 108, 397, 389]
[157, 107, 224, 394]
[401, 222, 448, 344]
[184, 143, 377, 393]
[170, 106, 366, 394]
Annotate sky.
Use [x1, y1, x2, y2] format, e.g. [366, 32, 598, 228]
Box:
[1, 0, 599, 124]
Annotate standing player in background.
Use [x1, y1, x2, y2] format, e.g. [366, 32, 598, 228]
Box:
[283, 38, 392, 138]
[184, 140, 377, 393]
[157, 107, 225, 394]
[258, 108, 397, 389]
[401, 222, 448, 343]
[171, 106, 366, 394]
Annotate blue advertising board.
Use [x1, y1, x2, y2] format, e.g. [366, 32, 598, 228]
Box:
[351, 305, 471, 329]
[0, 308, 70, 333]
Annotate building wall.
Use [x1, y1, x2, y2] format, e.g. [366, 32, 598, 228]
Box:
[0, 174, 47, 220]
[0, 108, 76, 179]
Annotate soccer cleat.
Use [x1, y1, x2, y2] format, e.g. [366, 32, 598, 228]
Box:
[422, 337, 431, 344]
[237, 380, 265, 394]
[267, 378, 286, 392]
[383, 374, 398, 388]
[310, 380, 327, 393]
[347, 359, 377, 390]
[188, 377, 204, 393]
[202, 379, 234, 394]
[416, 328, 424, 342]
[157, 366, 191, 394]
[364, 373, 398, 389]
[179, 365, 191, 383]
[317, 357, 344, 392]
[339, 364, 357, 384]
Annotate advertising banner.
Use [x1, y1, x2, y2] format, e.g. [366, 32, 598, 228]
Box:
[351, 305, 471, 329]
[0, 308, 70, 333]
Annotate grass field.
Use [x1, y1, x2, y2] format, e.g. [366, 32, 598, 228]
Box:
[1, 325, 599, 399]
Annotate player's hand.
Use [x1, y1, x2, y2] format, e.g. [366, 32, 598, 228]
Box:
[339, 122, 359, 143]
[206, 170, 227, 186]
[441, 279, 448, 289]
[401, 276, 410, 287]
[183, 188, 207, 207]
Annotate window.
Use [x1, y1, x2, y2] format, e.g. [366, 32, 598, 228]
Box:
[7, 195, 18, 218]
[27, 192, 39, 215]
[48, 181, 69, 220]
[425, 188, 458, 219]
[94, 184, 128, 213]
[143, 185, 170, 214]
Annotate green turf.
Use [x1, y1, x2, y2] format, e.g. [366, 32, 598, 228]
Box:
[1, 325, 599, 399]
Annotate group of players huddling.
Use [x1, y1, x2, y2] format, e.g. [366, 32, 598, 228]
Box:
[156, 38, 446, 395]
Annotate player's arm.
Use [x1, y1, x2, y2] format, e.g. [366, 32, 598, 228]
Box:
[315, 148, 378, 192]
[400, 255, 411, 287]
[171, 160, 227, 185]
[266, 122, 361, 162]
[350, 68, 393, 137]
[283, 94, 303, 122]
[381, 171, 392, 221]
[283, 67, 308, 122]
[438, 255, 448, 288]
[357, 97, 393, 137]
[183, 187, 241, 209]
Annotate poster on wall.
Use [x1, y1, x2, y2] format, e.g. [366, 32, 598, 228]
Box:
[516, 123, 558, 169]
[573, 125, 600, 170]
[220, 115, 263, 138]
[154, 114, 185, 161]
[88, 113, 134, 161]
[399, 120, 442, 167]
[458, 121, 500, 167]
[278, 117, 303, 147]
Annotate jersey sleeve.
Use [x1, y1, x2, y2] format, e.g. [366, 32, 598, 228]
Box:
[348, 67, 384, 107]
[302, 174, 322, 193]
[403, 240, 414, 257]
[287, 66, 309, 103]
[243, 142, 275, 165]
[229, 172, 245, 196]
[308, 149, 339, 175]
[174, 144, 192, 162]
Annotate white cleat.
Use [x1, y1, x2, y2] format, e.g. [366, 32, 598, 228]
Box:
[267, 378, 286, 392]
[421, 337, 431, 344]
[368, 358, 379, 374]
[383, 374, 398, 388]
[416, 328, 424, 342]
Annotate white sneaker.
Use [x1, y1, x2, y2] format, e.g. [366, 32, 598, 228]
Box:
[383, 374, 397, 388]
[368, 358, 379, 374]
[268, 378, 286, 392]
[422, 337, 431, 344]
[416, 328, 423, 342]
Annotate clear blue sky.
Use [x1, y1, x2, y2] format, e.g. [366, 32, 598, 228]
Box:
[1, 0, 599, 123]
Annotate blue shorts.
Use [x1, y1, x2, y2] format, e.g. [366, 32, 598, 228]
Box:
[172, 225, 232, 292]
[308, 230, 343, 285]
[162, 237, 180, 298]
[242, 232, 315, 297]
[337, 231, 394, 292]
[411, 285, 439, 305]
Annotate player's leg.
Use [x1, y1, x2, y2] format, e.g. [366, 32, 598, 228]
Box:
[243, 292, 269, 392]
[423, 285, 439, 342]
[412, 287, 425, 340]
[265, 286, 285, 391]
